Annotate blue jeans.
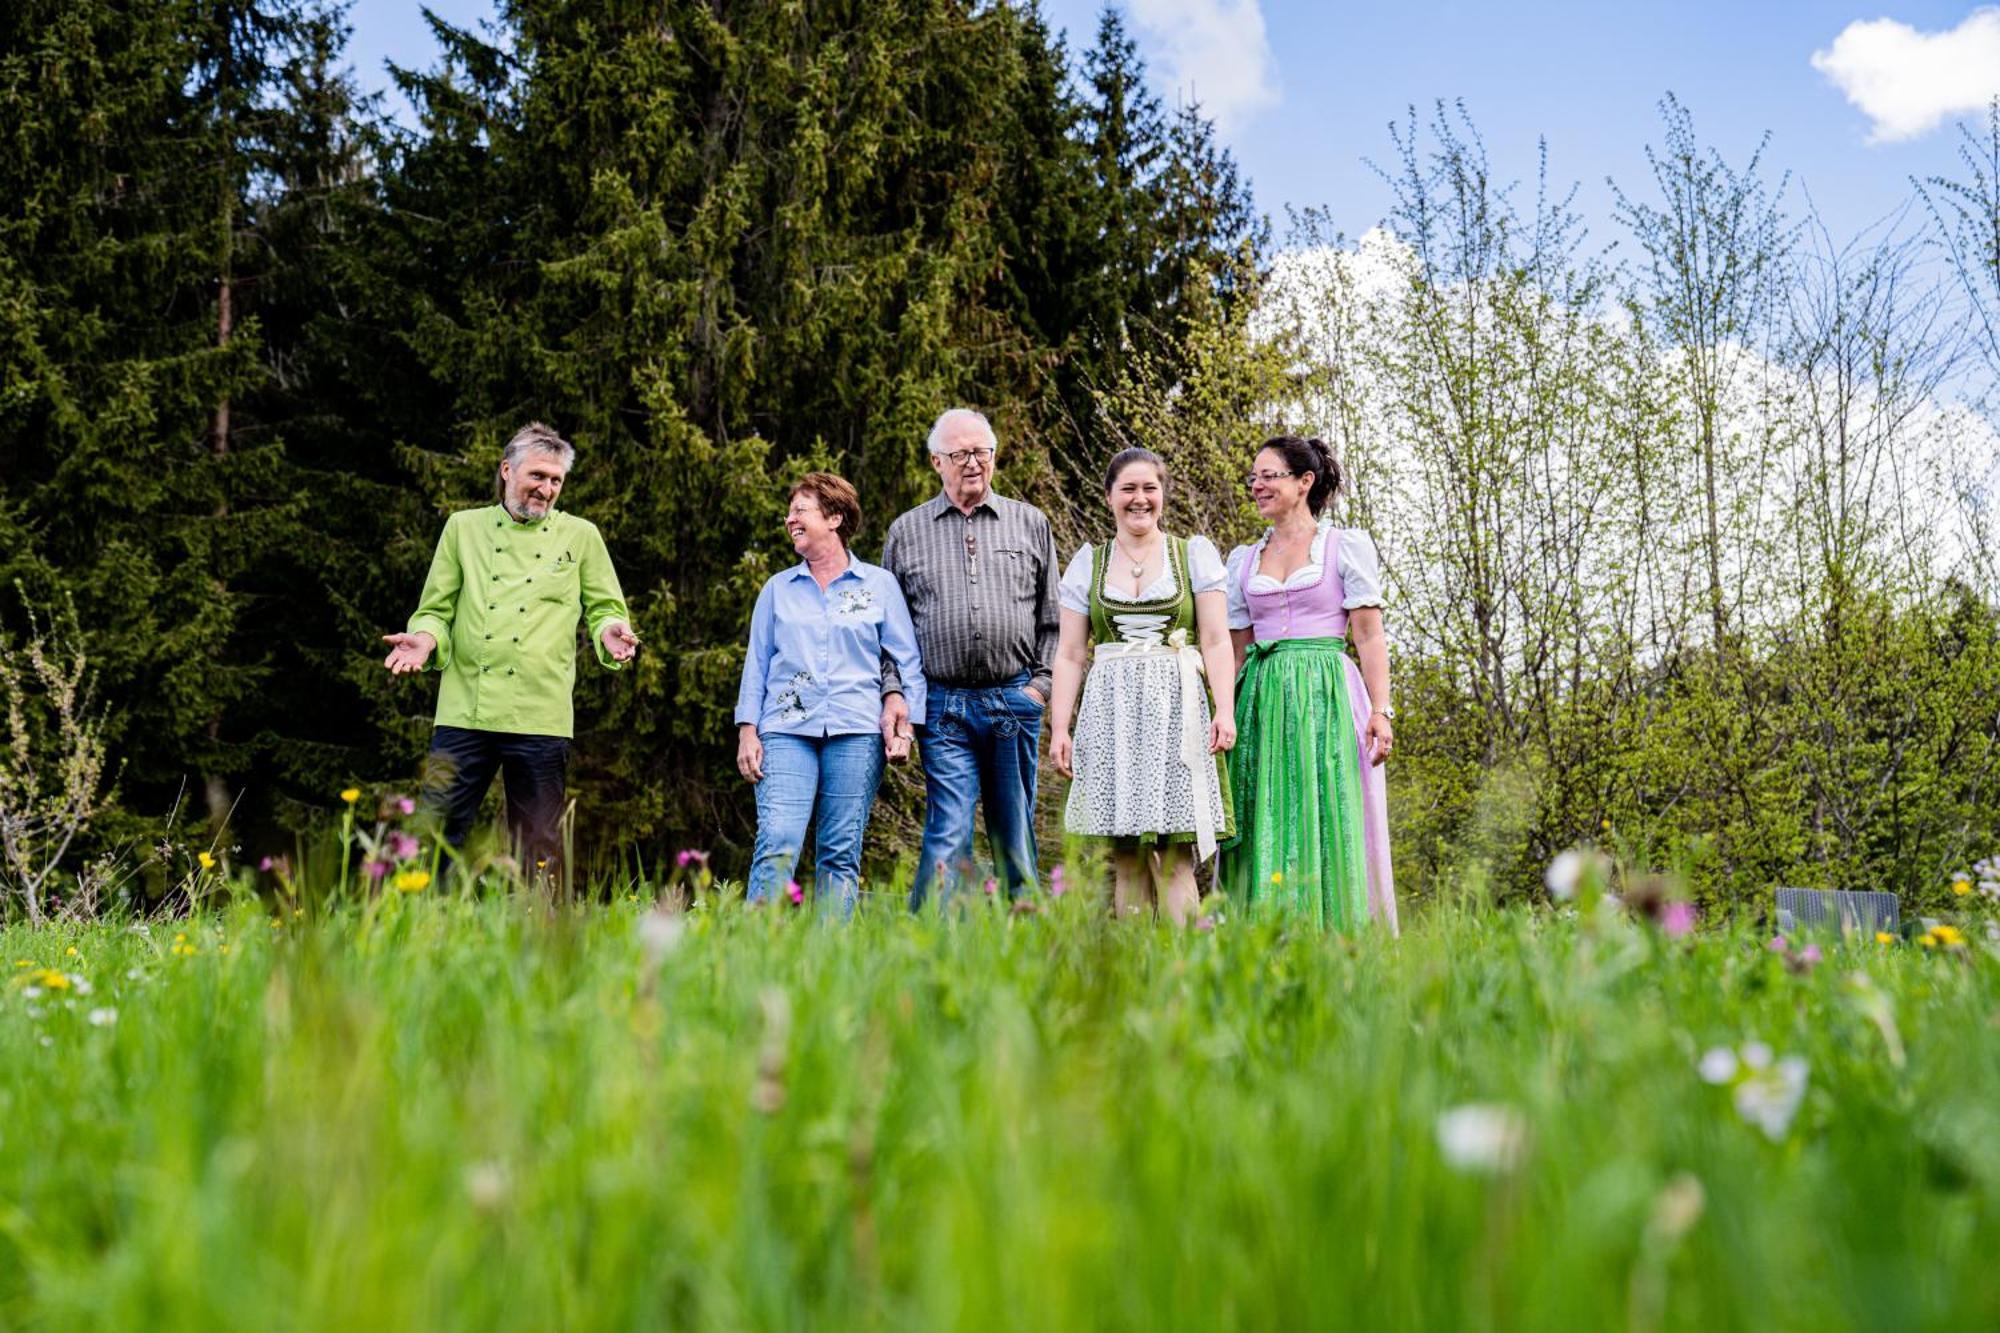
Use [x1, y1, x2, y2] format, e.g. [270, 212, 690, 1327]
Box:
[747, 732, 885, 919]
[910, 674, 1043, 909]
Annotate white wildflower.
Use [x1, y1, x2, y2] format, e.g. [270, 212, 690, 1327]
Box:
[1733, 1055, 1809, 1142]
[637, 908, 686, 964]
[1697, 1047, 1739, 1085]
[1739, 1040, 1773, 1071]
[87, 1007, 117, 1027]
[1544, 850, 1587, 902]
[1435, 1103, 1529, 1173]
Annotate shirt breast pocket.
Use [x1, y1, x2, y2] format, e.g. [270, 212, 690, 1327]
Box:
[995, 548, 1038, 602]
[539, 557, 581, 603]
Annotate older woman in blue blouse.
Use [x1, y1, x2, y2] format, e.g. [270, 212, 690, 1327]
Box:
[735, 472, 926, 915]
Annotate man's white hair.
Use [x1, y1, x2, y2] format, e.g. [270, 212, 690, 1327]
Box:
[495, 421, 574, 499]
[926, 407, 997, 457]
[502, 420, 575, 471]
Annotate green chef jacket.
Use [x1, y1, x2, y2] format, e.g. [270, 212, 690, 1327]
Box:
[406, 505, 631, 738]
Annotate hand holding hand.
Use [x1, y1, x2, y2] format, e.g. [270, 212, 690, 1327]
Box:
[601, 620, 641, 663]
[737, 726, 765, 783]
[381, 631, 436, 675]
[879, 695, 913, 763]
[1208, 712, 1237, 755]
[1364, 711, 1394, 767]
[1051, 730, 1074, 778]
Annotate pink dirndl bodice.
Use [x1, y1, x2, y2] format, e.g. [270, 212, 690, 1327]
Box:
[1239, 528, 1398, 931]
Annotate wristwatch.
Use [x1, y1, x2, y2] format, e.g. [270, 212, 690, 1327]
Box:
[1372, 704, 1396, 720]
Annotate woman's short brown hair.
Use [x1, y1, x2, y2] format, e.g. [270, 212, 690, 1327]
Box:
[791, 472, 863, 547]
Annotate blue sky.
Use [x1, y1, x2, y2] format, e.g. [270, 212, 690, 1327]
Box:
[345, 1, 2000, 249]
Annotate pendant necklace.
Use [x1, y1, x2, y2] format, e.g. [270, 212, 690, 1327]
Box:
[1114, 538, 1156, 581]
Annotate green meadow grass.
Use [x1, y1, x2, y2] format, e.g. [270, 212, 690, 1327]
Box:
[0, 883, 1995, 1332]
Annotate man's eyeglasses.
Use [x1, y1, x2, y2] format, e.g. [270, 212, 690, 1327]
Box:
[944, 447, 995, 468]
[1242, 469, 1298, 489]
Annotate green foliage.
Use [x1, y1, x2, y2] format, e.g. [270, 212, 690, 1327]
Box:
[3, 3, 1995, 915]
[0, 887, 1996, 1328]
[0, 0, 1266, 871]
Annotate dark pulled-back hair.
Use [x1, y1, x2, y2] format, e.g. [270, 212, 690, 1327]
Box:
[1257, 435, 1343, 516]
[1102, 447, 1168, 495]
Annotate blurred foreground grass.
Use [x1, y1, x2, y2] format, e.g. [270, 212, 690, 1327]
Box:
[1, 883, 1996, 1331]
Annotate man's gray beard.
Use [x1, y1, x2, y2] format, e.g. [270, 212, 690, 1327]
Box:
[505, 495, 550, 522]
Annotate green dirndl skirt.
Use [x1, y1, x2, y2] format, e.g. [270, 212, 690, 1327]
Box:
[1218, 637, 1372, 928]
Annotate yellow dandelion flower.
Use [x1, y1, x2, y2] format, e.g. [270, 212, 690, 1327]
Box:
[340, 787, 361, 804]
[1270, 870, 1283, 885]
[1952, 878, 1973, 896]
[1920, 934, 1937, 948]
[64, 946, 77, 958]
[197, 851, 216, 871]
[1875, 931, 1896, 944]
[173, 932, 187, 944]
[393, 869, 431, 894]
[1931, 924, 1965, 947]
[37, 970, 70, 991]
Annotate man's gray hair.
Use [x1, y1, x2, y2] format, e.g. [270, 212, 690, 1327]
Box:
[495, 421, 575, 497]
[926, 407, 997, 457]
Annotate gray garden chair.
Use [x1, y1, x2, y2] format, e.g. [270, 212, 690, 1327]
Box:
[1773, 887, 1899, 935]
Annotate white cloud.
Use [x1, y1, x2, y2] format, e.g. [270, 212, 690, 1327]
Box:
[1127, 0, 1280, 136]
[1811, 9, 2000, 142]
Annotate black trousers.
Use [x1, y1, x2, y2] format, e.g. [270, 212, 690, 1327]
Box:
[423, 725, 570, 876]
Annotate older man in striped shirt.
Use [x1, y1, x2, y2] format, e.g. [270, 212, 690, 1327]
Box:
[880, 408, 1061, 909]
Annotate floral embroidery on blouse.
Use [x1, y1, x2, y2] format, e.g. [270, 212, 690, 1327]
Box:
[834, 585, 878, 617]
[775, 670, 815, 724]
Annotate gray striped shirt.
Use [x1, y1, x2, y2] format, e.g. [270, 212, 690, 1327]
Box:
[880, 491, 1061, 698]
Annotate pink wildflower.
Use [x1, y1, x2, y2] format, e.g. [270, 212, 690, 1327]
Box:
[1799, 943, 1823, 966]
[258, 856, 274, 872]
[1050, 865, 1067, 897]
[397, 796, 417, 816]
[1767, 936, 1789, 953]
[983, 878, 998, 896]
[1195, 915, 1216, 932]
[387, 831, 421, 862]
[1661, 901, 1696, 938]
[785, 879, 804, 906]
[363, 859, 390, 882]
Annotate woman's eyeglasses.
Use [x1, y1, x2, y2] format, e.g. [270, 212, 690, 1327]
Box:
[1242, 469, 1298, 489]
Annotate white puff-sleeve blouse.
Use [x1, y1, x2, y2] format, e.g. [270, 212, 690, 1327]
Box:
[1223, 522, 1386, 631]
[1058, 535, 1228, 616]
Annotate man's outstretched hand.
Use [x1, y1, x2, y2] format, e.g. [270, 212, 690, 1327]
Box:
[382, 631, 437, 675]
[600, 620, 641, 663]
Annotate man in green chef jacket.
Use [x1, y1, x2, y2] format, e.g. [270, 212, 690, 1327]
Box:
[381, 422, 639, 877]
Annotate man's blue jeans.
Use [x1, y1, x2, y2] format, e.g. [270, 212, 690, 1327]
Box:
[911, 674, 1043, 909]
[747, 732, 885, 919]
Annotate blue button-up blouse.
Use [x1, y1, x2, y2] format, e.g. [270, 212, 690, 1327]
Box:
[734, 556, 927, 736]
